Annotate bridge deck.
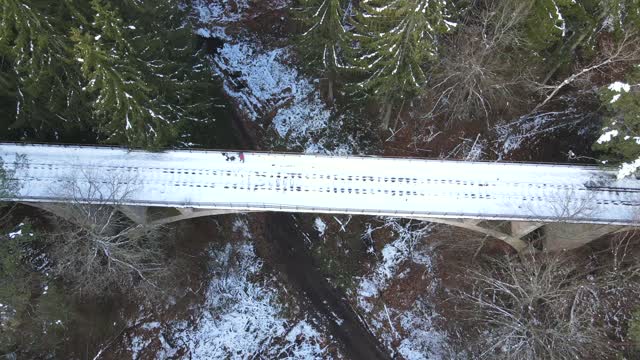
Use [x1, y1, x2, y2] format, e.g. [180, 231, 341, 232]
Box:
[1, 143, 639, 225]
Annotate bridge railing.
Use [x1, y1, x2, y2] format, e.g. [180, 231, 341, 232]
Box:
[7, 195, 639, 226]
[0, 141, 616, 169]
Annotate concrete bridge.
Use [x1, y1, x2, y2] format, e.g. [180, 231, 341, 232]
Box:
[1, 143, 639, 252]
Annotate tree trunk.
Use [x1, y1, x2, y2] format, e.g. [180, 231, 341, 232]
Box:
[380, 102, 393, 130]
[541, 7, 608, 85]
[327, 78, 334, 106]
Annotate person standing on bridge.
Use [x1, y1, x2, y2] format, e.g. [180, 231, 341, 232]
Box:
[239, 151, 245, 163]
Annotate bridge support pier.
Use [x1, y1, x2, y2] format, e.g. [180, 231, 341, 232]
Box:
[410, 217, 529, 252]
[150, 209, 257, 225]
[511, 221, 543, 238]
[543, 223, 621, 251]
[119, 205, 149, 225]
[410, 217, 633, 253]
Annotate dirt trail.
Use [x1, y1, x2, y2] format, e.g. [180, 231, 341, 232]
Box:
[263, 212, 391, 360]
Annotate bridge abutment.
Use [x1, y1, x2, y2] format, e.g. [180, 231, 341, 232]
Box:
[119, 205, 149, 224]
[510, 221, 543, 238]
[543, 223, 622, 251]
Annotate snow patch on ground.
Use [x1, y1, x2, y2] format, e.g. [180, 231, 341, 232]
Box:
[192, 0, 251, 40]
[357, 242, 404, 302]
[128, 241, 332, 359]
[282, 320, 328, 358]
[358, 219, 434, 303]
[397, 308, 447, 360]
[493, 110, 583, 156]
[232, 217, 252, 239]
[314, 217, 327, 237]
[192, 0, 352, 153]
[213, 42, 332, 151]
[355, 219, 447, 358]
[193, 0, 249, 24]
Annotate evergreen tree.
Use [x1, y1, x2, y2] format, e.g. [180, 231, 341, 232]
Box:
[72, 0, 173, 147]
[0, 0, 88, 140]
[601, 0, 640, 31]
[128, 0, 217, 146]
[593, 66, 640, 177]
[0, 222, 74, 357]
[296, 0, 351, 102]
[351, 0, 450, 129]
[0, 0, 216, 148]
[1, 163, 73, 356]
[525, 0, 640, 84]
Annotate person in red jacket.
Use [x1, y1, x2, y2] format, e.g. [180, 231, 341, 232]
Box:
[239, 151, 245, 163]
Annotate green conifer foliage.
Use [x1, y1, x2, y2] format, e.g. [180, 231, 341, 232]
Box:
[128, 0, 217, 142]
[352, 0, 449, 129]
[603, 0, 640, 30]
[0, 0, 215, 148]
[0, 223, 73, 356]
[524, 0, 639, 69]
[593, 66, 640, 175]
[296, 0, 350, 101]
[0, 0, 83, 138]
[72, 1, 170, 147]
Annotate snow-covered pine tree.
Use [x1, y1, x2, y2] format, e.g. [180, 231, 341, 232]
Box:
[72, 0, 177, 148]
[605, 0, 640, 30]
[296, 0, 351, 102]
[72, 0, 216, 148]
[0, 0, 87, 139]
[593, 66, 640, 178]
[351, 0, 449, 130]
[2, 0, 215, 148]
[128, 0, 217, 142]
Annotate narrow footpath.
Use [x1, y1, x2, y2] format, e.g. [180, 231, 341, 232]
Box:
[263, 212, 391, 360]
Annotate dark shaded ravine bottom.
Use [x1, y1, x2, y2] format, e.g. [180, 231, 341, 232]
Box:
[261, 213, 391, 360]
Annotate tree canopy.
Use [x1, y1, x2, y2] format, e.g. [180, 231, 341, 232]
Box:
[593, 66, 640, 177]
[0, 0, 215, 148]
[296, 0, 351, 101]
[351, 0, 451, 128]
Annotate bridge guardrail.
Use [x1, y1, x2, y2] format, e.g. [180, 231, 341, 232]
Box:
[0, 141, 615, 169]
[7, 195, 639, 226]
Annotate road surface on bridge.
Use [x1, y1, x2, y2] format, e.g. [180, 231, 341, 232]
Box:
[1, 143, 639, 225]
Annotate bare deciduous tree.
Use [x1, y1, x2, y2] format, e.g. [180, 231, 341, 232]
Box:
[534, 30, 640, 111]
[46, 170, 170, 298]
[588, 230, 640, 348]
[466, 253, 609, 359]
[424, 0, 533, 125]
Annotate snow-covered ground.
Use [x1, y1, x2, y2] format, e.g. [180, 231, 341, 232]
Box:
[193, 0, 356, 153]
[356, 218, 449, 359]
[126, 217, 336, 359]
[493, 110, 586, 157]
[213, 43, 331, 146]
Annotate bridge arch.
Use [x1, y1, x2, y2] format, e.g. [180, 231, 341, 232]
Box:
[25, 202, 634, 252]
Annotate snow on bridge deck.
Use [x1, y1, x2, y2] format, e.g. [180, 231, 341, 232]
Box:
[1, 143, 639, 225]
